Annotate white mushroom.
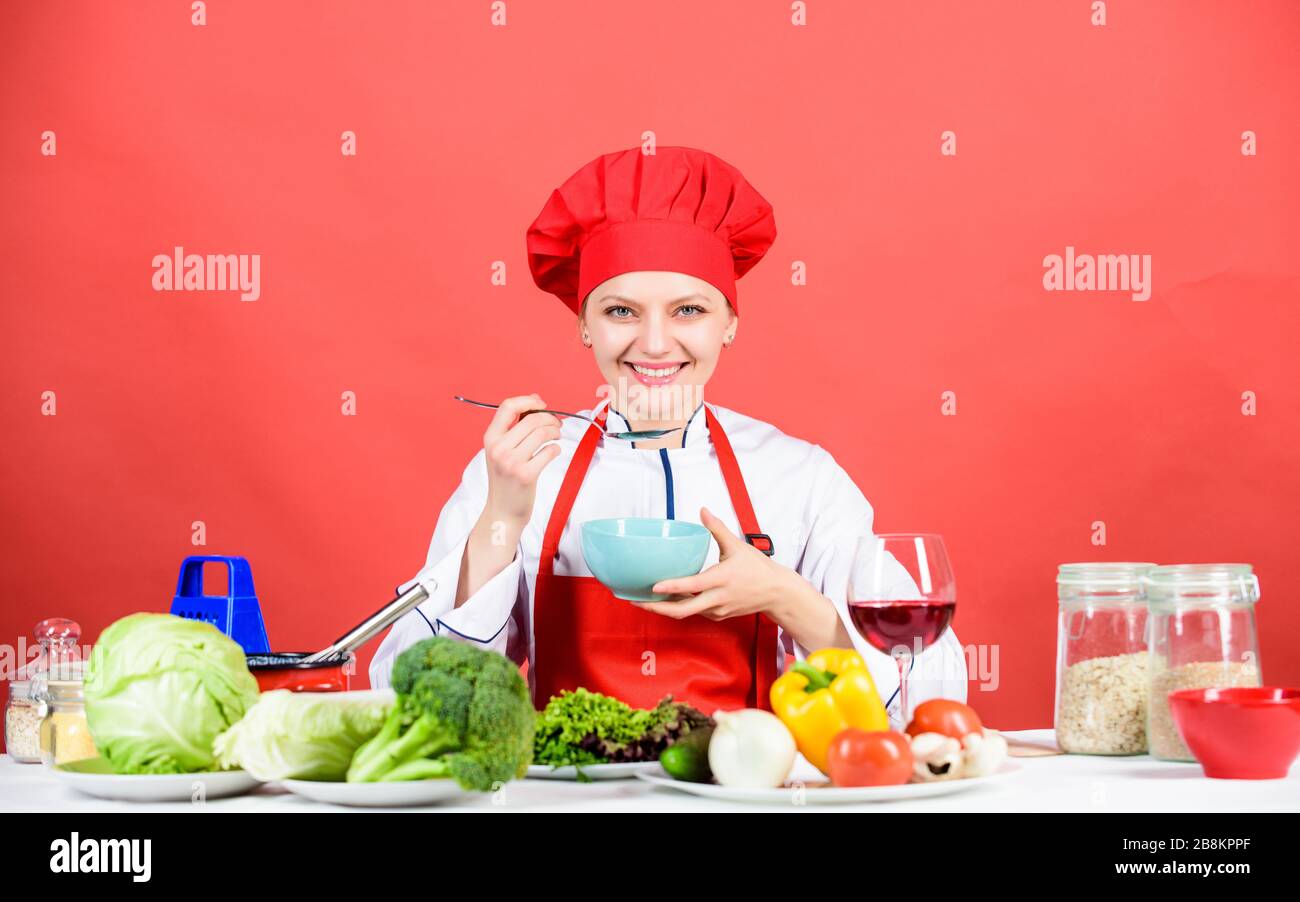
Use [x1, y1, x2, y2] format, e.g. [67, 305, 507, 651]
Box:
[908, 731, 964, 781]
[960, 729, 1008, 778]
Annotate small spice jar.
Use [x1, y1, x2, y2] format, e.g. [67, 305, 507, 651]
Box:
[1145, 564, 1262, 762]
[1054, 562, 1156, 755]
[4, 681, 43, 763]
[37, 665, 96, 767]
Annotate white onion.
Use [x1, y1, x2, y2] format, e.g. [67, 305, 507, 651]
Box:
[707, 709, 797, 788]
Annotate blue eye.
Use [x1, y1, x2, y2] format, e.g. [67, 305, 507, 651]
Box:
[606, 306, 634, 318]
[677, 305, 704, 316]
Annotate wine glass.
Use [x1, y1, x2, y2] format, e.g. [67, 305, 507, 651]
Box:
[846, 534, 956, 727]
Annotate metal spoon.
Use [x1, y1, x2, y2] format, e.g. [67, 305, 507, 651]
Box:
[453, 396, 681, 441]
[300, 581, 433, 664]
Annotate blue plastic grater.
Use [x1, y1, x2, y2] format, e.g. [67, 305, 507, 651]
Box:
[169, 555, 271, 653]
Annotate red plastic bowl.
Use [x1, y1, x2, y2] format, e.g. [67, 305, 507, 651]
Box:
[1168, 687, 1300, 779]
[246, 652, 352, 693]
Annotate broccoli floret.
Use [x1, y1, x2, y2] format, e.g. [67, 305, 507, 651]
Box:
[392, 637, 485, 693]
[346, 638, 535, 791]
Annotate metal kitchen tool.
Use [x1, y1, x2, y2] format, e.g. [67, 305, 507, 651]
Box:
[300, 579, 435, 664]
[453, 396, 681, 441]
[170, 555, 270, 654]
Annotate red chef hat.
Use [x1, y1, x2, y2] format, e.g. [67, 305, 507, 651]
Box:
[526, 146, 777, 315]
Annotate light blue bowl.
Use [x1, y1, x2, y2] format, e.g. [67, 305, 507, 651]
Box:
[580, 518, 711, 602]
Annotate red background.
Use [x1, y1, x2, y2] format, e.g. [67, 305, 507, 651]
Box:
[3, 1, 1297, 734]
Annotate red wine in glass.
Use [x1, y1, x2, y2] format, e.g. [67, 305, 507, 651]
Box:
[846, 534, 956, 726]
[847, 600, 956, 654]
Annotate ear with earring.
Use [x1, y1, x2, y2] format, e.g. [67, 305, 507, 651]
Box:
[724, 333, 735, 348]
[581, 332, 592, 348]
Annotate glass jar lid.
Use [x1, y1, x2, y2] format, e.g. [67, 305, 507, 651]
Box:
[1057, 562, 1157, 599]
[43, 679, 84, 705]
[1143, 563, 1259, 605]
[30, 659, 85, 703]
[18, 617, 83, 682]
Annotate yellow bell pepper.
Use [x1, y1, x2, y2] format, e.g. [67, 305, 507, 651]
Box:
[769, 648, 889, 775]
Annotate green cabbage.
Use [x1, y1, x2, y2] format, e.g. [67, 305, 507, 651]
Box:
[213, 689, 395, 781]
[84, 613, 261, 774]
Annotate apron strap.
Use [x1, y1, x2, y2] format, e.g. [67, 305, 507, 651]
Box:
[537, 408, 606, 579]
[704, 405, 782, 709]
[704, 406, 774, 556]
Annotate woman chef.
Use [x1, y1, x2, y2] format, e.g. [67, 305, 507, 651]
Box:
[371, 146, 968, 725]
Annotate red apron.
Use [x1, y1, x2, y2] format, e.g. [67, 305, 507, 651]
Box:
[531, 405, 781, 714]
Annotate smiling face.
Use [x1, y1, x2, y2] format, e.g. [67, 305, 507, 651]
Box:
[580, 271, 737, 424]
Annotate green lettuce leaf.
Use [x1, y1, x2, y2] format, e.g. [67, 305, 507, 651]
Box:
[214, 689, 395, 781]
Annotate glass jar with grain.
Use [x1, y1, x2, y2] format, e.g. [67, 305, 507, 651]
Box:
[4, 681, 43, 763]
[36, 661, 96, 767]
[1144, 564, 1262, 762]
[1054, 562, 1156, 755]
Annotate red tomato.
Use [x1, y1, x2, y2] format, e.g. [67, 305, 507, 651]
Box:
[826, 729, 913, 787]
[905, 699, 984, 740]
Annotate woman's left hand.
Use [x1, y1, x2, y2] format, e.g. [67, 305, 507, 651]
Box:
[640, 507, 805, 622]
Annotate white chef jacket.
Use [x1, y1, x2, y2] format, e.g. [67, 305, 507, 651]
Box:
[370, 401, 968, 727]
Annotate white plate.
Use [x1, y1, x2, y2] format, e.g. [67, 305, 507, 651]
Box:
[636, 760, 1021, 804]
[526, 762, 650, 781]
[51, 758, 262, 802]
[280, 778, 473, 807]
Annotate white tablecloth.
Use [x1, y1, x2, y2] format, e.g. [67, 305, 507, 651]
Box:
[3, 730, 1297, 813]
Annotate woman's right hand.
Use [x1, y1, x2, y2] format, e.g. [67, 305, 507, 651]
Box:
[480, 394, 563, 526]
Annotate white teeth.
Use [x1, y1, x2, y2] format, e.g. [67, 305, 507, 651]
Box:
[630, 363, 682, 378]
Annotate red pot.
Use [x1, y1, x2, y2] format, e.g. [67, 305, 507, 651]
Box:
[1168, 686, 1300, 779]
[246, 652, 352, 693]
